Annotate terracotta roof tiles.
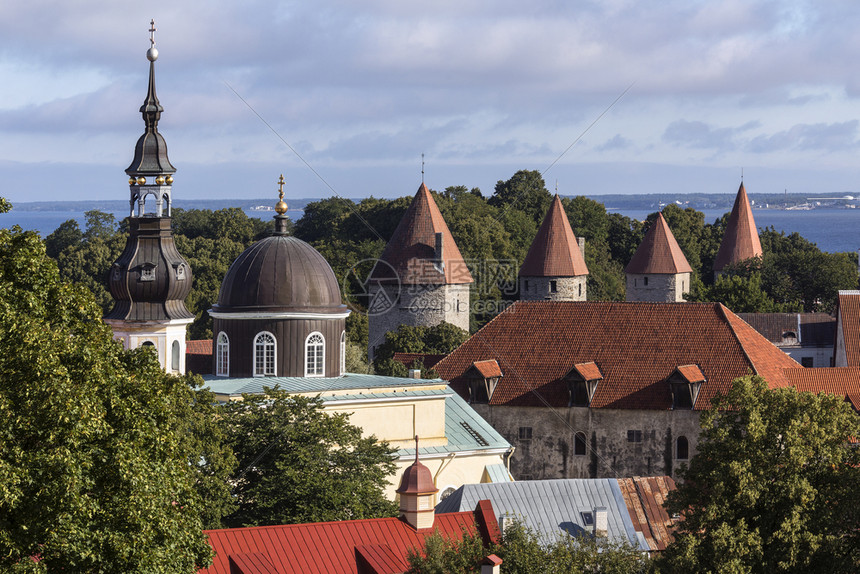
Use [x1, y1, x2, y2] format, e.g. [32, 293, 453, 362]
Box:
[435, 301, 799, 410]
[836, 291, 860, 366]
[370, 183, 473, 285]
[784, 366, 860, 400]
[573, 362, 603, 381]
[519, 195, 588, 277]
[472, 360, 503, 378]
[675, 365, 705, 384]
[625, 212, 692, 275]
[714, 182, 763, 272]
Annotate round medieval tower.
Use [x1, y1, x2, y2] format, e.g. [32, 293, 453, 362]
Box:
[104, 22, 195, 374]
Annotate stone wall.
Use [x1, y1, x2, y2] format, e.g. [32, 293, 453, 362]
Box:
[626, 272, 691, 303]
[368, 283, 471, 359]
[519, 276, 586, 301]
[470, 403, 701, 480]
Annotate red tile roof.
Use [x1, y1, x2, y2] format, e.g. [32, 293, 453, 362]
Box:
[573, 362, 603, 381]
[186, 339, 213, 375]
[617, 476, 677, 551]
[675, 365, 705, 384]
[370, 183, 473, 285]
[435, 301, 800, 410]
[836, 291, 860, 366]
[472, 360, 502, 378]
[519, 195, 588, 277]
[187, 339, 212, 354]
[713, 182, 762, 272]
[784, 367, 860, 402]
[201, 502, 499, 574]
[625, 213, 692, 274]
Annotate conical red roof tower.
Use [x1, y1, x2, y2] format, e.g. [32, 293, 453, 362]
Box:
[520, 195, 588, 277]
[714, 183, 762, 273]
[626, 212, 692, 275]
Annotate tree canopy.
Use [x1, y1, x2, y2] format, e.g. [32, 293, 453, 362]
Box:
[372, 322, 469, 377]
[0, 221, 212, 573]
[219, 389, 398, 527]
[658, 376, 860, 573]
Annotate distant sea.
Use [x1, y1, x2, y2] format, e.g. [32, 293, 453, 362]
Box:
[1, 205, 857, 254]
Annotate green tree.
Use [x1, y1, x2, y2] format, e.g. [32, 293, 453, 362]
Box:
[373, 323, 469, 376]
[658, 376, 860, 573]
[685, 271, 796, 313]
[489, 170, 552, 224]
[0, 224, 212, 572]
[220, 389, 397, 527]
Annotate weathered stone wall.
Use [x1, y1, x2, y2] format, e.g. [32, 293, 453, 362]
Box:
[626, 272, 691, 303]
[368, 283, 470, 359]
[519, 276, 586, 301]
[470, 404, 701, 480]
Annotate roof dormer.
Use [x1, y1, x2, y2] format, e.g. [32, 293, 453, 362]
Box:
[565, 362, 603, 407]
[668, 364, 706, 409]
[467, 360, 503, 404]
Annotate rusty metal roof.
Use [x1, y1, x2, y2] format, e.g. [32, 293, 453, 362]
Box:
[625, 212, 692, 274]
[519, 195, 588, 277]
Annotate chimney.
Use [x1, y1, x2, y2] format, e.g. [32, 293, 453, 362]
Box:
[593, 506, 607, 537]
[481, 554, 503, 574]
[409, 368, 421, 379]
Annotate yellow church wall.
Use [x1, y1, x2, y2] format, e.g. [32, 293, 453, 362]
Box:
[323, 395, 448, 449]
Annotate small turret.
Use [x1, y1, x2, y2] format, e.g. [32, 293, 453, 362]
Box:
[625, 212, 692, 302]
[396, 436, 439, 530]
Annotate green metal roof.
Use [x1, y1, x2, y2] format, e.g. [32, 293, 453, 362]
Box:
[202, 372, 446, 397]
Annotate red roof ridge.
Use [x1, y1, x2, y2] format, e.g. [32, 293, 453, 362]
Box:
[714, 182, 762, 272]
[519, 194, 588, 277]
[370, 183, 473, 285]
[625, 212, 692, 274]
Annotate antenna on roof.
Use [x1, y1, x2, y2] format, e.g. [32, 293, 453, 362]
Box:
[421, 153, 425, 183]
[555, 179, 558, 194]
[741, 167, 744, 182]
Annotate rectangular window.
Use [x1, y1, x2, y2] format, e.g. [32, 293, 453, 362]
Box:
[627, 430, 643, 443]
[518, 427, 532, 441]
[801, 357, 814, 367]
[550, 280, 558, 293]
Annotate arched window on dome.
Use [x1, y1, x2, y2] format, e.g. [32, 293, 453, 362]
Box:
[340, 331, 346, 374]
[216, 332, 229, 377]
[305, 332, 325, 377]
[171, 340, 180, 372]
[253, 332, 276, 377]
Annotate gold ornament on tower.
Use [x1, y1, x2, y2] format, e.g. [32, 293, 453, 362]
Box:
[275, 174, 288, 214]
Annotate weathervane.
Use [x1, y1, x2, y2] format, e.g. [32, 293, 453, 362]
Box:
[278, 174, 285, 200]
[147, 19, 159, 62]
[421, 153, 425, 183]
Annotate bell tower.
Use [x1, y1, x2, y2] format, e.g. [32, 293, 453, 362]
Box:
[103, 21, 194, 374]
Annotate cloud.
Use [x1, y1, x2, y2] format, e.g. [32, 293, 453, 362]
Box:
[746, 121, 859, 153]
[662, 120, 759, 151]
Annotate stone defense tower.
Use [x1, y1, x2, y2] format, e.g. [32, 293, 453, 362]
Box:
[104, 22, 195, 374]
[519, 194, 588, 301]
[625, 212, 693, 302]
[209, 177, 350, 378]
[367, 183, 473, 359]
[713, 182, 762, 278]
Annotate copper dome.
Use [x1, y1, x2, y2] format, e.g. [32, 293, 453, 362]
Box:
[212, 235, 346, 314]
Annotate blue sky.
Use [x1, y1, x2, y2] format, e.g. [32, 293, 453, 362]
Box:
[2, 0, 860, 202]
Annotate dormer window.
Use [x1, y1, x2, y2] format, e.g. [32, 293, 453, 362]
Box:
[174, 262, 187, 281]
[139, 262, 156, 282]
[668, 365, 706, 409]
[564, 362, 603, 407]
[467, 360, 502, 404]
[111, 264, 122, 282]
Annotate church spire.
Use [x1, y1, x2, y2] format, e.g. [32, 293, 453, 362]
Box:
[126, 20, 176, 217]
[714, 182, 762, 275]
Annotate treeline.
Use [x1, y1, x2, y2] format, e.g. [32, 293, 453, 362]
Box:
[43, 170, 858, 348]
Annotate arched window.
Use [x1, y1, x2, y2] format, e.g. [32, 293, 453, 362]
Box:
[216, 332, 229, 376]
[305, 332, 325, 377]
[141, 341, 155, 348]
[574, 432, 587, 456]
[171, 340, 180, 371]
[253, 332, 276, 377]
[676, 436, 689, 460]
[340, 331, 346, 374]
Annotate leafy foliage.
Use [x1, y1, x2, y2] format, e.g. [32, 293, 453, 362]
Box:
[373, 323, 469, 376]
[658, 376, 860, 573]
[0, 225, 212, 573]
[219, 389, 398, 527]
[406, 518, 648, 574]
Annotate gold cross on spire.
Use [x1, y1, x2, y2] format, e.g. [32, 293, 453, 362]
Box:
[275, 174, 288, 214]
[278, 174, 285, 200]
[149, 19, 157, 47]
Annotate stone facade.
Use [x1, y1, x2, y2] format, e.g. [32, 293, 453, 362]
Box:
[625, 272, 691, 303]
[519, 276, 586, 302]
[470, 404, 701, 480]
[368, 283, 471, 358]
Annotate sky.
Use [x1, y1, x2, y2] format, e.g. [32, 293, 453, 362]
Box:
[2, 0, 860, 203]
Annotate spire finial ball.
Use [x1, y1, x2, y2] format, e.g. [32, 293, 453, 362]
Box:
[275, 174, 288, 214]
[146, 19, 158, 61]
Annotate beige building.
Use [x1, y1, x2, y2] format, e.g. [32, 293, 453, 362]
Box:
[205, 372, 513, 499]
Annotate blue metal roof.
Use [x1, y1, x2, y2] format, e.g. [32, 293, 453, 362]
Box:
[202, 372, 446, 396]
[435, 479, 649, 550]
